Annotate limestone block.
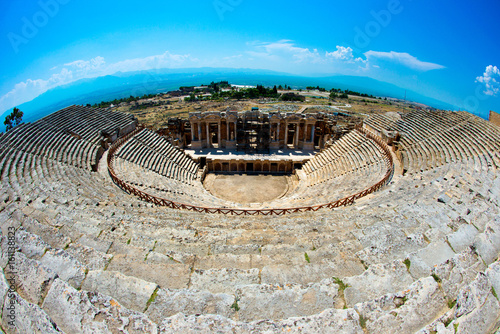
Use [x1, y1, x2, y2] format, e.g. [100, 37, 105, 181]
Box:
[72, 219, 102, 238]
[357, 224, 407, 250]
[2, 292, 61, 334]
[432, 247, 486, 299]
[12, 229, 50, 261]
[81, 270, 158, 313]
[155, 240, 209, 257]
[40, 249, 87, 289]
[344, 260, 414, 307]
[152, 249, 196, 265]
[355, 233, 426, 267]
[195, 253, 253, 270]
[473, 222, 500, 264]
[237, 279, 340, 321]
[65, 243, 113, 271]
[42, 279, 158, 333]
[8, 251, 57, 306]
[77, 235, 112, 253]
[107, 254, 191, 289]
[0, 269, 10, 306]
[212, 243, 260, 255]
[455, 272, 493, 318]
[411, 240, 456, 275]
[0, 218, 21, 237]
[407, 253, 432, 279]
[190, 268, 260, 294]
[261, 258, 364, 286]
[415, 310, 457, 334]
[144, 251, 178, 265]
[159, 308, 365, 333]
[159, 313, 240, 333]
[145, 288, 234, 323]
[446, 224, 478, 253]
[22, 217, 71, 249]
[454, 272, 500, 334]
[486, 261, 500, 297]
[275, 308, 364, 333]
[455, 295, 500, 334]
[355, 277, 447, 334]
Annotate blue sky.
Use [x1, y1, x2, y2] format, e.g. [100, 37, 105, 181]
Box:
[0, 0, 499, 118]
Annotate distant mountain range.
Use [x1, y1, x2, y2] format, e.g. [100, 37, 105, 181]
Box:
[0, 68, 464, 132]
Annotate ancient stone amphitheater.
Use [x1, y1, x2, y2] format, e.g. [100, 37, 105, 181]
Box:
[0, 105, 499, 333]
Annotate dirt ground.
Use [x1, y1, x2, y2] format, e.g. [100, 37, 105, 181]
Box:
[115, 89, 417, 130]
[204, 174, 291, 204]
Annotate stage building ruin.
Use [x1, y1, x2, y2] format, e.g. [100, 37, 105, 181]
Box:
[158, 109, 362, 174]
[165, 109, 361, 153]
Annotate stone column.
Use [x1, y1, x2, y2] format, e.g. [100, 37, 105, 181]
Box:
[206, 122, 210, 147]
[295, 123, 300, 148]
[226, 121, 230, 143]
[277, 122, 280, 142]
[197, 122, 201, 142]
[218, 121, 221, 146]
[311, 124, 315, 142]
[284, 121, 288, 147]
[191, 124, 195, 142]
[234, 121, 237, 141]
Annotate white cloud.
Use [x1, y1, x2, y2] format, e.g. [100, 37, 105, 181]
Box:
[364, 51, 445, 71]
[64, 56, 106, 74]
[0, 42, 448, 113]
[0, 67, 74, 114]
[246, 42, 440, 75]
[107, 52, 195, 74]
[326, 46, 354, 61]
[476, 65, 500, 96]
[0, 52, 196, 113]
[223, 54, 242, 60]
[255, 40, 323, 63]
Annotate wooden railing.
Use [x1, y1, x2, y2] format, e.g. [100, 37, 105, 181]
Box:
[107, 126, 395, 215]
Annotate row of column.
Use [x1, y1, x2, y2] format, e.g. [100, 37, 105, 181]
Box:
[191, 121, 238, 147]
[282, 122, 316, 147]
[191, 120, 317, 149]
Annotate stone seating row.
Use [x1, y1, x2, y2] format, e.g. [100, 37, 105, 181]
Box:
[113, 158, 230, 208]
[302, 130, 386, 187]
[364, 110, 500, 174]
[0, 105, 139, 172]
[1, 158, 499, 330]
[115, 129, 198, 184]
[303, 130, 366, 174]
[40, 105, 136, 144]
[0, 108, 499, 332]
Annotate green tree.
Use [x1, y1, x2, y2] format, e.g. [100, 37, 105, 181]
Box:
[4, 107, 23, 132]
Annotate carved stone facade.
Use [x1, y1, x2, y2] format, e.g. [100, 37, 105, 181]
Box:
[190, 111, 239, 150]
[188, 109, 354, 152]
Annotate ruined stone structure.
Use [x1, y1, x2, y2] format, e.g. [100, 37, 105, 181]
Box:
[490, 110, 500, 128]
[0, 105, 499, 333]
[187, 109, 359, 152]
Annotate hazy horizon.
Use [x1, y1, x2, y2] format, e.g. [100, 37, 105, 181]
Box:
[1, 0, 499, 120]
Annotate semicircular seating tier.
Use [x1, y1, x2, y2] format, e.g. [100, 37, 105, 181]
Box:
[110, 128, 393, 210]
[364, 109, 500, 174]
[0, 106, 499, 333]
